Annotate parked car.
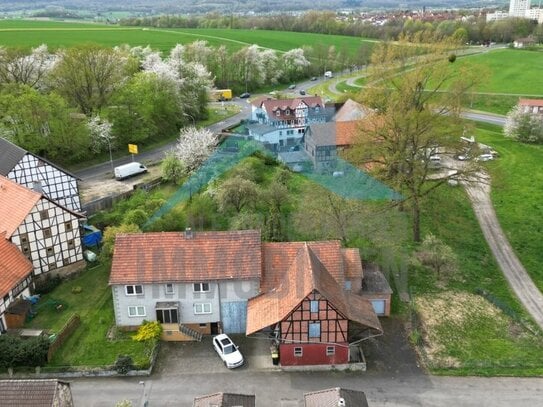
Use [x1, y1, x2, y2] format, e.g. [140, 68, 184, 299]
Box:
[213, 334, 244, 369]
[299, 89, 306, 95]
[239, 92, 251, 99]
[288, 84, 296, 90]
[114, 162, 147, 180]
[310, 76, 318, 81]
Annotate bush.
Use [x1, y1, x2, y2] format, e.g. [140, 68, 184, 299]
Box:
[71, 286, 82, 294]
[34, 275, 62, 295]
[133, 321, 162, 342]
[114, 355, 133, 374]
[0, 335, 49, 368]
[123, 209, 148, 227]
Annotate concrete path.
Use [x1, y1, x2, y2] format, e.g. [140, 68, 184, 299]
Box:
[465, 174, 543, 330]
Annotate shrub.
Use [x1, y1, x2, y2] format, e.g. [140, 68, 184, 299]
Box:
[0, 335, 49, 368]
[114, 355, 133, 374]
[123, 209, 148, 227]
[133, 321, 162, 342]
[34, 275, 62, 295]
[71, 286, 82, 294]
[448, 53, 457, 63]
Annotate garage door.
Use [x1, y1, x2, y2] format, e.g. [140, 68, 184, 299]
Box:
[371, 300, 386, 316]
[221, 301, 247, 334]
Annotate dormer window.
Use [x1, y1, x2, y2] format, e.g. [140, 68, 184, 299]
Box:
[285, 109, 290, 115]
[275, 109, 280, 116]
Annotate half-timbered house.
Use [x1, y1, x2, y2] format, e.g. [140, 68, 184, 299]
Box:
[246, 96, 330, 151]
[0, 138, 82, 212]
[0, 233, 33, 334]
[0, 176, 85, 278]
[246, 241, 382, 366]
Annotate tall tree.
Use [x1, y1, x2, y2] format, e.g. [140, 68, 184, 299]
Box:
[0, 44, 56, 89]
[351, 37, 480, 242]
[51, 45, 135, 115]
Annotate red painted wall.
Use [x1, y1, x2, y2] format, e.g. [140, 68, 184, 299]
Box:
[279, 343, 349, 366]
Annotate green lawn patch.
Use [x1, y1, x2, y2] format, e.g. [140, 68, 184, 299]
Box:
[25, 263, 149, 368]
[0, 20, 375, 55]
[456, 49, 543, 95]
[474, 124, 543, 292]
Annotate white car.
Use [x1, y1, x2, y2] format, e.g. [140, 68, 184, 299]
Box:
[213, 334, 244, 369]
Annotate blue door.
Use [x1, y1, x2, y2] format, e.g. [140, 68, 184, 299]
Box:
[221, 301, 247, 334]
[371, 300, 386, 316]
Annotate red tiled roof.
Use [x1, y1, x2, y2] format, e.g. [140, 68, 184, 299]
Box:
[0, 233, 33, 298]
[109, 230, 262, 285]
[246, 245, 381, 335]
[342, 248, 363, 279]
[0, 379, 71, 407]
[261, 241, 345, 291]
[304, 387, 369, 407]
[253, 96, 324, 120]
[193, 392, 256, 407]
[519, 98, 543, 107]
[0, 175, 40, 238]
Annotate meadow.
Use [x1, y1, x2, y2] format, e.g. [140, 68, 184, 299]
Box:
[0, 20, 374, 55]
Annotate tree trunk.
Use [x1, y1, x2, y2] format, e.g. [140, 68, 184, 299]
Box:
[412, 197, 421, 243]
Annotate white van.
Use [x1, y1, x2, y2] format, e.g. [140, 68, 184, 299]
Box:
[114, 162, 147, 180]
[324, 71, 333, 78]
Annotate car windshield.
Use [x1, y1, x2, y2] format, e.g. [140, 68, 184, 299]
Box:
[223, 344, 236, 354]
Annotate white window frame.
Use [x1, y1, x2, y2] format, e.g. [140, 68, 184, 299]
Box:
[326, 346, 335, 356]
[165, 283, 174, 294]
[125, 285, 143, 296]
[294, 347, 303, 357]
[193, 283, 210, 293]
[194, 303, 212, 315]
[128, 306, 146, 317]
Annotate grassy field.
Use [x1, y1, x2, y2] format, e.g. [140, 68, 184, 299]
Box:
[0, 20, 375, 55]
[451, 49, 543, 114]
[474, 123, 543, 292]
[26, 263, 149, 368]
[413, 172, 543, 375]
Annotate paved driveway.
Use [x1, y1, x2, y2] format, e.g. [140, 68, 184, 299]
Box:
[154, 334, 277, 376]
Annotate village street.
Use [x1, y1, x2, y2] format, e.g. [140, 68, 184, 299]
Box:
[70, 371, 543, 407]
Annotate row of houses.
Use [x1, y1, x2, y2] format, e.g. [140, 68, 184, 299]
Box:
[0, 138, 85, 334]
[109, 229, 392, 367]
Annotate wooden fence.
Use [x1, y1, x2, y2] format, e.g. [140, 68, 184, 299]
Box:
[47, 314, 81, 363]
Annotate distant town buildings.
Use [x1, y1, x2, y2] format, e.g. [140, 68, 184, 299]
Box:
[486, 0, 543, 23]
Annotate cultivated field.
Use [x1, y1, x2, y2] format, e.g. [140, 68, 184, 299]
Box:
[0, 20, 375, 54]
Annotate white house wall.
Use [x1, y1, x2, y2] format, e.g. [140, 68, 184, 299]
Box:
[11, 198, 83, 276]
[8, 154, 81, 212]
[112, 282, 222, 327]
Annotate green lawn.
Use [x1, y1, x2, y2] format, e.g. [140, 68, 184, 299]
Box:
[457, 49, 543, 95]
[0, 20, 375, 55]
[25, 263, 149, 368]
[474, 123, 543, 292]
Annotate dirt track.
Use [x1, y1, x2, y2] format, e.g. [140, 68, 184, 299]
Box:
[465, 174, 543, 330]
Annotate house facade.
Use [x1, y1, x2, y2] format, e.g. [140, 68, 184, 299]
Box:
[0, 176, 85, 278]
[246, 96, 328, 151]
[0, 234, 33, 334]
[109, 230, 262, 339]
[0, 138, 82, 212]
[246, 241, 383, 366]
[518, 98, 543, 114]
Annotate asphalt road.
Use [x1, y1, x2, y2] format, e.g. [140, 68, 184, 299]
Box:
[74, 99, 252, 181]
[70, 372, 543, 407]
